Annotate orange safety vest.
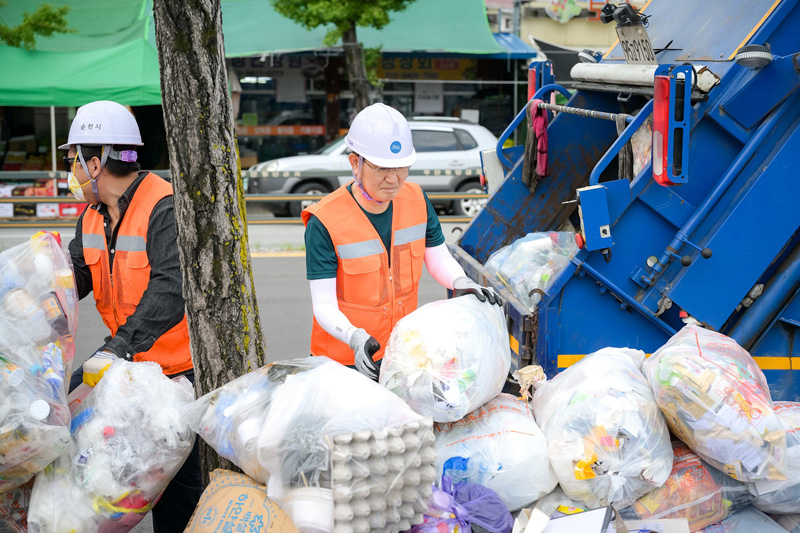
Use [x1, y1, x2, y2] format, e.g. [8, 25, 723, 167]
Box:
[302, 182, 428, 365]
[81, 172, 192, 375]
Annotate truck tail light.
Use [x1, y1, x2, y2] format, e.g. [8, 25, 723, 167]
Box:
[652, 75, 671, 186]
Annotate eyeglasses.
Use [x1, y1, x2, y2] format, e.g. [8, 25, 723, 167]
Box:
[363, 159, 410, 178]
[62, 156, 78, 174]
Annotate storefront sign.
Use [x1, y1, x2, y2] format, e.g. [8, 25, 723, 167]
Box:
[377, 57, 477, 80]
[414, 83, 444, 114]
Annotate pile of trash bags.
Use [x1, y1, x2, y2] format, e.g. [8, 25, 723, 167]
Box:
[532, 347, 673, 508]
[185, 357, 439, 532]
[643, 325, 786, 483]
[484, 232, 578, 310]
[619, 441, 754, 530]
[435, 394, 556, 511]
[380, 296, 510, 422]
[0, 232, 78, 494]
[27, 360, 195, 532]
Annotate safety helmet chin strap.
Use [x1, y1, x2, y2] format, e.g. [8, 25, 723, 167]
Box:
[354, 155, 384, 205]
[76, 144, 116, 198]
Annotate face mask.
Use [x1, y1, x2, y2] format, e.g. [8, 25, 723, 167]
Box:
[67, 172, 86, 202]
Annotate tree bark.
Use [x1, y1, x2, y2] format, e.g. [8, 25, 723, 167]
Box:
[343, 21, 372, 113]
[152, 0, 266, 481]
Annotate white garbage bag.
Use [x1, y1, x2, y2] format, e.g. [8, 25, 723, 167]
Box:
[619, 441, 754, 530]
[434, 393, 557, 511]
[0, 232, 78, 493]
[380, 296, 510, 422]
[532, 347, 673, 508]
[697, 507, 785, 532]
[484, 232, 578, 310]
[27, 361, 195, 533]
[643, 325, 786, 483]
[751, 401, 800, 514]
[185, 357, 438, 532]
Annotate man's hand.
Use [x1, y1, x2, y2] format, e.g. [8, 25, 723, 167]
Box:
[453, 276, 503, 307]
[82, 350, 117, 387]
[348, 328, 381, 380]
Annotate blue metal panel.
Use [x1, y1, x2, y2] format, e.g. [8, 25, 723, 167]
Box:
[668, 123, 800, 329]
[638, 181, 696, 228]
[578, 185, 613, 251]
[604, 0, 783, 65]
[722, 55, 800, 130]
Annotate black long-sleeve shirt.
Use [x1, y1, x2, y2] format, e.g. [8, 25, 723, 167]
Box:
[68, 172, 186, 360]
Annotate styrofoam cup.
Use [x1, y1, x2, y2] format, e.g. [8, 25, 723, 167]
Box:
[283, 487, 334, 533]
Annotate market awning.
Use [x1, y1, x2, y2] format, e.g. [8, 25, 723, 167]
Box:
[1, 0, 511, 107]
[490, 32, 539, 59]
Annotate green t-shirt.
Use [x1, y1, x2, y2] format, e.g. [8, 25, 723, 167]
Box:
[305, 184, 446, 280]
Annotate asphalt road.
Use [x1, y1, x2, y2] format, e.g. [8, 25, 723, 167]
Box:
[0, 220, 462, 533]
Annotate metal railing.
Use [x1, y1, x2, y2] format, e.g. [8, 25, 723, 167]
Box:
[0, 168, 488, 226]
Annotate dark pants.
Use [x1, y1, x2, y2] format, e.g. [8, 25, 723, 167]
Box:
[69, 365, 203, 532]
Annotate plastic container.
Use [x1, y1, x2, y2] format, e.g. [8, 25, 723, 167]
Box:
[283, 487, 334, 533]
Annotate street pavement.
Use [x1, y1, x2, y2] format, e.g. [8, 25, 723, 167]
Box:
[0, 220, 465, 533]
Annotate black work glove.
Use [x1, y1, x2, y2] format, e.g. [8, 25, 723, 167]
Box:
[453, 276, 503, 307]
[349, 328, 382, 380]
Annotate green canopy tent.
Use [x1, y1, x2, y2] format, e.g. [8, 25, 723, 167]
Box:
[0, 0, 510, 107]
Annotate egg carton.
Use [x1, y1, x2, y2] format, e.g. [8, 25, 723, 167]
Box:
[329, 419, 437, 533]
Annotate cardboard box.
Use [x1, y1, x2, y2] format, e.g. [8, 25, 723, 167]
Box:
[36, 204, 59, 218]
[59, 203, 87, 217]
[8, 135, 36, 153]
[0, 204, 13, 218]
[13, 204, 36, 218]
[184, 469, 297, 533]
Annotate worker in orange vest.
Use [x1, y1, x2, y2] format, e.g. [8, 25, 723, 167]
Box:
[61, 100, 201, 532]
[303, 103, 502, 380]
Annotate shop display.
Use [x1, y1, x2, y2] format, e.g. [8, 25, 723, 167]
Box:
[643, 326, 786, 483]
[380, 296, 511, 422]
[27, 361, 195, 533]
[0, 232, 78, 493]
[435, 393, 557, 510]
[533, 347, 673, 508]
[484, 232, 578, 310]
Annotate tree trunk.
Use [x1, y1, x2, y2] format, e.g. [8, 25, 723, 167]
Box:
[152, 0, 266, 481]
[343, 21, 372, 113]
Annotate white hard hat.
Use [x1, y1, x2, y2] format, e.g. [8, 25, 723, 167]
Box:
[59, 100, 143, 149]
[345, 103, 416, 167]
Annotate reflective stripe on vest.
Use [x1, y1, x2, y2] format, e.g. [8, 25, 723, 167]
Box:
[302, 182, 428, 365]
[82, 172, 192, 375]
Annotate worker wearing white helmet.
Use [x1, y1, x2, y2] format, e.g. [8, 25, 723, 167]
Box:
[62, 100, 201, 531]
[302, 103, 502, 380]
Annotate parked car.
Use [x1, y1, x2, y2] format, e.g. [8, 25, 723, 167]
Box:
[247, 118, 498, 217]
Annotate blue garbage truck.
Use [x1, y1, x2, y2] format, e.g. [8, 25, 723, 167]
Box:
[452, 0, 800, 400]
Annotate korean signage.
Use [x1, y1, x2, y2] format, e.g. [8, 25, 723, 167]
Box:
[377, 57, 477, 81]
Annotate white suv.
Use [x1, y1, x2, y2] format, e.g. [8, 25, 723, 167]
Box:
[247, 118, 497, 217]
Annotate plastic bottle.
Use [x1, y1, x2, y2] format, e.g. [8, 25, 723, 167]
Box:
[39, 292, 69, 337]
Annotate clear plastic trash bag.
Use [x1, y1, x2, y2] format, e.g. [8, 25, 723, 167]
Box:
[484, 232, 578, 310]
[751, 401, 800, 514]
[380, 296, 511, 422]
[697, 506, 785, 533]
[27, 360, 195, 533]
[0, 232, 78, 493]
[643, 325, 786, 483]
[532, 347, 673, 508]
[435, 393, 557, 511]
[185, 357, 438, 533]
[619, 441, 754, 530]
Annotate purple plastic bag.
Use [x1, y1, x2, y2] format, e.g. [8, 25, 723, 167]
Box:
[411, 476, 514, 533]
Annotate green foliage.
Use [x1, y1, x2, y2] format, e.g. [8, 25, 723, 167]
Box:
[271, 0, 416, 47]
[0, 1, 73, 49]
[364, 46, 383, 87]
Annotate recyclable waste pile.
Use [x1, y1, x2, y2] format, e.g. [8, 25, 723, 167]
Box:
[185, 357, 438, 533]
[750, 401, 800, 514]
[379, 296, 510, 422]
[434, 393, 557, 511]
[532, 347, 673, 508]
[27, 360, 195, 533]
[643, 325, 786, 483]
[775, 514, 800, 533]
[484, 231, 578, 310]
[697, 506, 785, 532]
[0, 232, 78, 494]
[619, 440, 754, 530]
[0, 480, 32, 533]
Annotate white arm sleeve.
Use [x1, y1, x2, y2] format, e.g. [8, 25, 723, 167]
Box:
[424, 243, 467, 290]
[309, 278, 357, 345]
